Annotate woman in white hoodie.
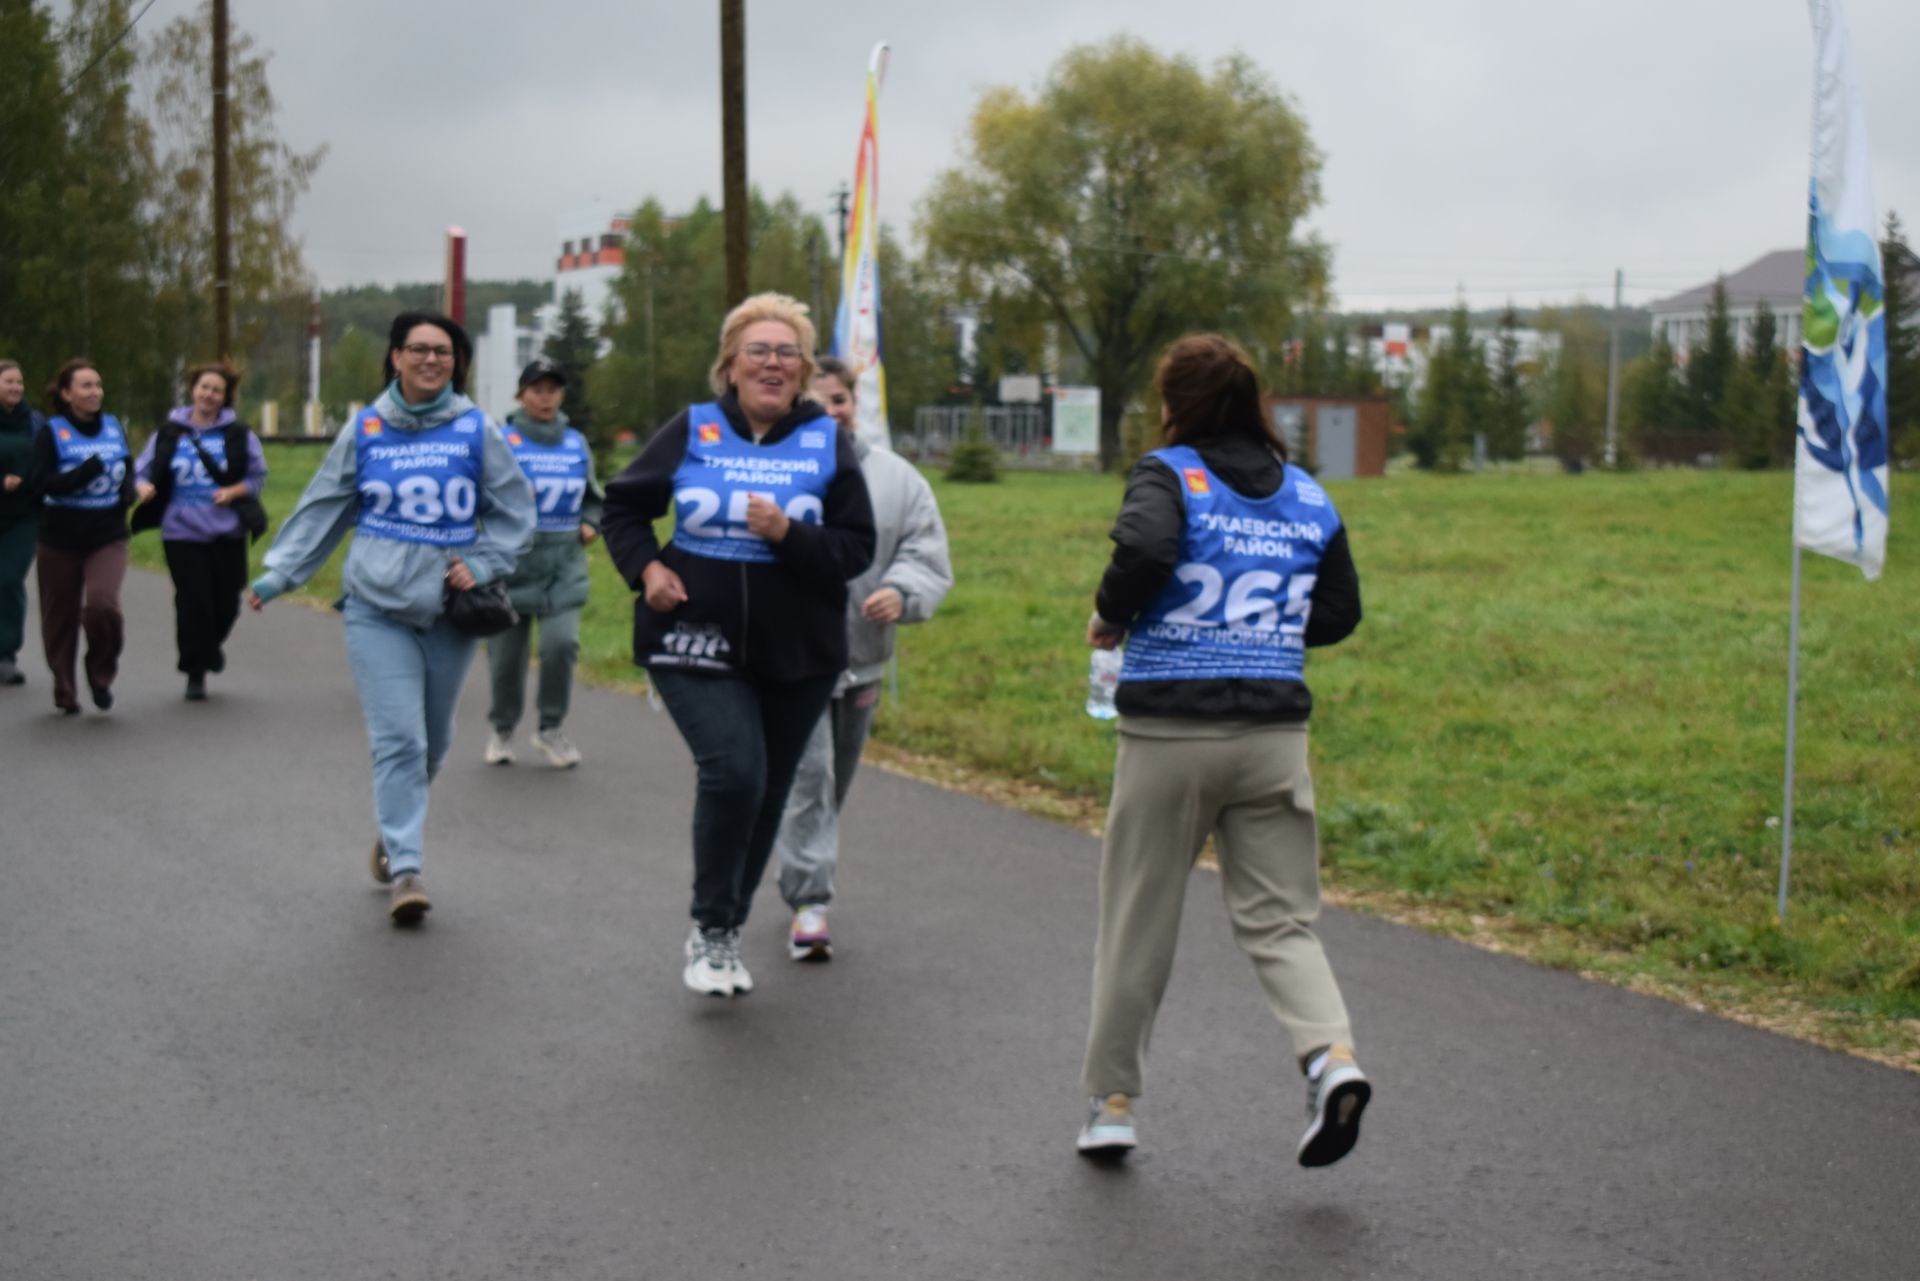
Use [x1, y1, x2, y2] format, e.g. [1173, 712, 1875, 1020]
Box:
[248, 312, 535, 925]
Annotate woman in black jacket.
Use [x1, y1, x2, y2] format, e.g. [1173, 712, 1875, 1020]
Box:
[33, 358, 136, 714]
[1075, 334, 1371, 1168]
[601, 293, 875, 999]
[0, 360, 43, 687]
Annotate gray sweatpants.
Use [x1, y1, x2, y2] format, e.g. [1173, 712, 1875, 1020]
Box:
[1082, 717, 1354, 1099]
[486, 607, 582, 734]
[773, 681, 883, 909]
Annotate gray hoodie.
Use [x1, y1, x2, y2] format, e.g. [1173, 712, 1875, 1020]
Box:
[842, 439, 953, 689]
[253, 386, 536, 630]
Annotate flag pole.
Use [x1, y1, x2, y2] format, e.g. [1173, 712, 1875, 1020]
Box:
[1777, 544, 1804, 920]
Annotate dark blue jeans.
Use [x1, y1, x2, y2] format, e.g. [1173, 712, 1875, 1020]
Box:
[651, 667, 838, 931]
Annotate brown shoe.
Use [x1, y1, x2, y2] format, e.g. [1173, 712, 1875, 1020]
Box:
[370, 838, 392, 886]
[389, 874, 431, 926]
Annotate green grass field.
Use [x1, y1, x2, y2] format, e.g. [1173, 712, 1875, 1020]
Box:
[152, 447, 1918, 1058]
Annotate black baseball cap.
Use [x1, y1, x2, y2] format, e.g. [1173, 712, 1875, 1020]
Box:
[518, 358, 566, 391]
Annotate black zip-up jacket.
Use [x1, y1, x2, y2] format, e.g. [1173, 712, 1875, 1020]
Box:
[601, 391, 876, 683]
[1095, 433, 1362, 722]
[32, 414, 136, 552]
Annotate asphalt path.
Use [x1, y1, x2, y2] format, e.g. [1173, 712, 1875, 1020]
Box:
[2, 568, 1917, 1280]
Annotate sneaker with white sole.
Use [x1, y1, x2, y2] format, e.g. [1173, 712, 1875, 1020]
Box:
[1076, 1093, 1138, 1156]
[484, 730, 515, 765]
[683, 926, 734, 997]
[1297, 1045, 1371, 1168]
[722, 928, 752, 995]
[531, 727, 582, 768]
[789, 905, 832, 961]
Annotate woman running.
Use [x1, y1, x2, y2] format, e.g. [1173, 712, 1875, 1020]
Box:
[131, 361, 268, 700]
[601, 293, 874, 997]
[0, 360, 43, 688]
[33, 359, 134, 715]
[248, 312, 535, 925]
[1076, 334, 1370, 1167]
[483, 358, 604, 769]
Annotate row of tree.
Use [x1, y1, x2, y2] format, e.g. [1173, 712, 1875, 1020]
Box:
[0, 1, 319, 427]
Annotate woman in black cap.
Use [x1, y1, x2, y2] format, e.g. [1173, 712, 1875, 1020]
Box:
[483, 358, 603, 768]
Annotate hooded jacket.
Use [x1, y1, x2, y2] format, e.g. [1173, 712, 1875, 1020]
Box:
[840, 436, 953, 689]
[499, 409, 604, 618]
[251, 384, 536, 630]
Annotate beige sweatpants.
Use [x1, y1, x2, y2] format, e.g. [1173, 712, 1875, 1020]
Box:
[1082, 717, 1354, 1099]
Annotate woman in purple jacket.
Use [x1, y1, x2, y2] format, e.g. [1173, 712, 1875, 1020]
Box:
[131, 362, 267, 701]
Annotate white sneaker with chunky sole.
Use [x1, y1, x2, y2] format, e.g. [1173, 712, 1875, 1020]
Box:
[683, 926, 734, 997]
[484, 730, 515, 766]
[1076, 1094, 1138, 1156]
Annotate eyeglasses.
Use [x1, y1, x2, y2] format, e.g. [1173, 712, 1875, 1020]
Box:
[402, 343, 455, 361]
[741, 343, 803, 365]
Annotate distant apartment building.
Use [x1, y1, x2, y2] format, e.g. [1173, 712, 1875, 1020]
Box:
[1648, 249, 1802, 360]
[474, 204, 629, 421]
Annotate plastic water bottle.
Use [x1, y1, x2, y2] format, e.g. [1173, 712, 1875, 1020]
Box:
[1086, 648, 1123, 720]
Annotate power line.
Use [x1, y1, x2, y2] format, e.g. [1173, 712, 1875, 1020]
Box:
[62, 0, 161, 96]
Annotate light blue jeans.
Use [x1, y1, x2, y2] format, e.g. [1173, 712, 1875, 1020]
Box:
[342, 597, 478, 878]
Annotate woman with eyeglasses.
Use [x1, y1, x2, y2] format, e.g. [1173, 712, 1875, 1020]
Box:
[248, 312, 535, 925]
[601, 293, 875, 998]
[33, 358, 136, 714]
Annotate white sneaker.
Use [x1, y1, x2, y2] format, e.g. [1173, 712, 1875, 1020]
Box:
[722, 928, 753, 995]
[683, 926, 734, 997]
[788, 905, 832, 962]
[484, 730, 515, 765]
[531, 727, 582, 768]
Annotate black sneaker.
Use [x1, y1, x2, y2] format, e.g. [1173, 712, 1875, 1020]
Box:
[0, 657, 23, 686]
[185, 673, 207, 701]
[1298, 1046, 1371, 1168]
[89, 683, 113, 711]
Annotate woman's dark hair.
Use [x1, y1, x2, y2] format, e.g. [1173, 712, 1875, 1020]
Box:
[813, 354, 854, 387]
[184, 360, 241, 408]
[46, 358, 101, 417]
[381, 311, 473, 394]
[1155, 333, 1287, 460]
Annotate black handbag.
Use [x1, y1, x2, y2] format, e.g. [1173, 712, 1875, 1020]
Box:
[444, 578, 518, 637]
[186, 431, 270, 542]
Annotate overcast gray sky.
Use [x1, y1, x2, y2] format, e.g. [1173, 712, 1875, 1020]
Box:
[183, 0, 1920, 310]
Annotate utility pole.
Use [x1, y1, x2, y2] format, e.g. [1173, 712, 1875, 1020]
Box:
[720, 0, 748, 308]
[212, 0, 232, 359]
[1603, 267, 1622, 468]
[808, 228, 824, 330]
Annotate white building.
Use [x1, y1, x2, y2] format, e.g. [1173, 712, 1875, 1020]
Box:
[473, 205, 631, 422]
[1648, 249, 1802, 359]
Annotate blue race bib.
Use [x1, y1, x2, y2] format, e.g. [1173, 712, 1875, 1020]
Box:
[46, 415, 130, 511]
[168, 429, 228, 506]
[669, 403, 837, 565]
[354, 408, 485, 547]
[507, 425, 591, 533]
[1120, 445, 1340, 685]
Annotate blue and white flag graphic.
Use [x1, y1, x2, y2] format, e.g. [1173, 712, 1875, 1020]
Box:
[1797, 0, 1889, 580]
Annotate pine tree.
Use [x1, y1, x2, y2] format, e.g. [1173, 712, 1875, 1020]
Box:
[543, 289, 609, 473]
[1883, 211, 1920, 464]
[1686, 276, 1735, 435]
[1489, 304, 1529, 460]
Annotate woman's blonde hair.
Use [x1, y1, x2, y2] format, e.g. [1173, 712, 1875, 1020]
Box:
[709, 292, 818, 396]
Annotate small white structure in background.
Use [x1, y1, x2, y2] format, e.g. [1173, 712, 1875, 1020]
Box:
[1053, 387, 1100, 456]
[1648, 248, 1803, 359]
[999, 374, 1041, 404]
[473, 302, 534, 424]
